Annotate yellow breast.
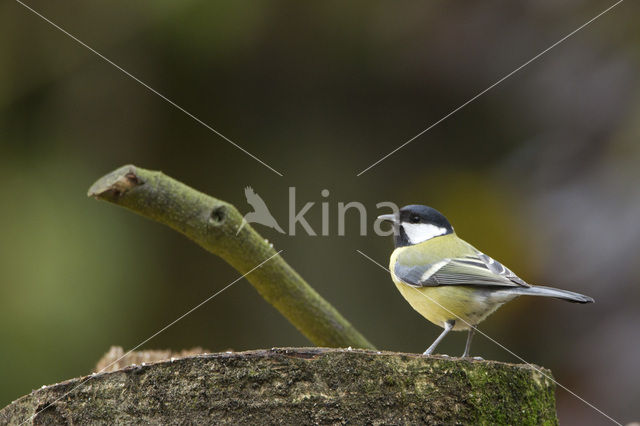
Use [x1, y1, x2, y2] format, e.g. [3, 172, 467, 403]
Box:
[393, 280, 493, 331]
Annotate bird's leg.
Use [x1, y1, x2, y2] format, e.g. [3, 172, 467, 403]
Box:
[462, 326, 476, 358]
[423, 320, 454, 355]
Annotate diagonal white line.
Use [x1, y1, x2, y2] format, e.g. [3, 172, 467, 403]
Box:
[356, 0, 625, 176]
[22, 250, 283, 425]
[356, 249, 621, 425]
[14, 0, 284, 177]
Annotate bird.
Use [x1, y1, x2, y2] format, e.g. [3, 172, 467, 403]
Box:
[237, 186, 285, 235]
[378, 205, 594, 358]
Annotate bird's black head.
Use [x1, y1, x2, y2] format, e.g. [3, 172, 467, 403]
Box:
[379, 205, 454, 247]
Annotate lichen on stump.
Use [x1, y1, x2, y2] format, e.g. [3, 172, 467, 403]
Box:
[1, 347, 558, 425]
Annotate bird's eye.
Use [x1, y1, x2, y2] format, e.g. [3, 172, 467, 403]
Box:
[411, 215, 420, 223]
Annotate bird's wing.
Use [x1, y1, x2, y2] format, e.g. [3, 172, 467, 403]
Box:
[473, 251, 529, 286]
[394, 252, 529, 289]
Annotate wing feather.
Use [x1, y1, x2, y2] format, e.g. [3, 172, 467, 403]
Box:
[394, 251, 529, 288]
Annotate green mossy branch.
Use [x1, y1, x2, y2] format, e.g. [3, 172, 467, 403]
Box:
[87, 165, 374, 350]
[0, 348, 558, 424]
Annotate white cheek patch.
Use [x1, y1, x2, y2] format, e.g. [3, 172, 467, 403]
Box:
[402, 223, 448, 244]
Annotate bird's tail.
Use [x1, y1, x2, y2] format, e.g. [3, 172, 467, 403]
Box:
[510, 285, 594, 304]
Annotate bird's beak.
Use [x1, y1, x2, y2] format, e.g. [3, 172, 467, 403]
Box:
[377, 214, 397, 223]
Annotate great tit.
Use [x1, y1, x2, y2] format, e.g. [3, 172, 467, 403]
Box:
[378, 205, 594, 357]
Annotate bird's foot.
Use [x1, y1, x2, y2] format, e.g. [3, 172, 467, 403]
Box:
[472, 356, 484, 361]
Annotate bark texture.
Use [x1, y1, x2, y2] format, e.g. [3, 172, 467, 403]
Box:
[1, 347, 558, 425]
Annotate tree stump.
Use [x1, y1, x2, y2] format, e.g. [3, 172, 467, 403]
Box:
[0, 347, 558, 424]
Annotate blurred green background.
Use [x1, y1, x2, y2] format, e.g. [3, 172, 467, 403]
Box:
[1, 1, 639, 424]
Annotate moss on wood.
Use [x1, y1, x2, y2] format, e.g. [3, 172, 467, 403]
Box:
[1, 347, 557, 425]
